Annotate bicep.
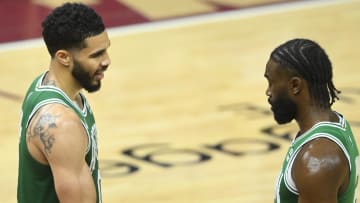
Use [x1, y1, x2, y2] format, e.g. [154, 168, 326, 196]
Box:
[52, 164, 95, 202]
[293, 138, 349, 203]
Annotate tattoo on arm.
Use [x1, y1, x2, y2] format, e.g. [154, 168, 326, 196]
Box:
[30, 113, 59, 155]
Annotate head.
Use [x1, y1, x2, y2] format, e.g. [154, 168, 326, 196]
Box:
[42, 3, 111, 92]
[264, 38, 340, 124]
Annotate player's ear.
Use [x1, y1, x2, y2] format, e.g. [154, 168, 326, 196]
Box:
[288, 76, 303, 95]
[54, 50, 71, 67]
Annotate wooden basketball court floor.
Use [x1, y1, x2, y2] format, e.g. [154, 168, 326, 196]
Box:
[1, 0, 360, 202]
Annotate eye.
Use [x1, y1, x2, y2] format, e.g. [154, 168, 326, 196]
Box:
[90, 50, 105, 58]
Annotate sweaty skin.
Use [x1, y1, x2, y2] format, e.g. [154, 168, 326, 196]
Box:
[293, 137, 349, 203]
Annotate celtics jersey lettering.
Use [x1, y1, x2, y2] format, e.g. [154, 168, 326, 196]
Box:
[17, 72, 102, 203]
[275, 112, 359, 203]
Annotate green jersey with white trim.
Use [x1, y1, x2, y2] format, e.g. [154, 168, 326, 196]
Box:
[274, 112, 359, 203]
[17, 72, 102, 203]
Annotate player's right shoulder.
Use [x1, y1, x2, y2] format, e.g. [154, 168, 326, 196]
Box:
[27, 103, 81, 137]
[26, 103, 84, 161]
[34, 103, 78, 122]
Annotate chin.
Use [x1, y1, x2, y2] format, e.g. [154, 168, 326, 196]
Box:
[274, 115, 294, 124]
[84, 85, 101, 93]
[275, 119, 292, 125]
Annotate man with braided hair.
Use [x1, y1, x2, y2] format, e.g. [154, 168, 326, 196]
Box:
[264, 38, 359, 203]
[17, 2, 111, 202]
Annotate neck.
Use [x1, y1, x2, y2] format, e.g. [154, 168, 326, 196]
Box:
[45, 64, 82, 100]
[295, 105, 333, 135]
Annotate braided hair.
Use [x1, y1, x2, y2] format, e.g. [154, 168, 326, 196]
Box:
[270, 38, 340, 109]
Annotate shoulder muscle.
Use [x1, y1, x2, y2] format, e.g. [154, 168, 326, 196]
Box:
[293, 137, 349, 202]
[28, 103, 88, 163]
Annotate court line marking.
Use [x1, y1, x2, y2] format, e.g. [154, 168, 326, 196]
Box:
[107, 0, 352, 36]
[0, 89, 22, 101]
[0, 0, 354, 52]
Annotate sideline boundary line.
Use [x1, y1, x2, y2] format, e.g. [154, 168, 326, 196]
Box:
[108, 0, 350, 37]
[0, 0, 353, 52]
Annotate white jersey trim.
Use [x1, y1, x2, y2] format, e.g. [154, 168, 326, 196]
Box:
[26, 98, 68, 128]
[284, 148, 301, 195]
[25, 98, 92, 154]
[275, 172, 283, 203]
[35, 72, 88, 116]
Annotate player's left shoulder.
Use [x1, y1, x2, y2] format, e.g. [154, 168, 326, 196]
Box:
[293, 137, 349, 182]
[292, 137, 350, 198]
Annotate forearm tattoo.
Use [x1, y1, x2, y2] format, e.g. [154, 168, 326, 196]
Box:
[30, 113, 59, 155]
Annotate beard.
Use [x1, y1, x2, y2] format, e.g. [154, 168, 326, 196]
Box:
[72, 59, 101, 93]
[270, 92, 297, 124]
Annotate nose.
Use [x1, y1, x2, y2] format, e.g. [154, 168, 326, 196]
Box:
[101, 53, 111, 68]
[265, 87, 271, 97]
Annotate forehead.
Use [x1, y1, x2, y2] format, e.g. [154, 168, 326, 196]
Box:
[82, 31, 110, 52]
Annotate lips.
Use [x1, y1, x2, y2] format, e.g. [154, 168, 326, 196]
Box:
[94, 72, 104, 80]
[268, 99, 275, 112]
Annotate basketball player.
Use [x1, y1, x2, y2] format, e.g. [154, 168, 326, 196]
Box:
[17, 3, 110, 202]
[264, 39, 359, 203]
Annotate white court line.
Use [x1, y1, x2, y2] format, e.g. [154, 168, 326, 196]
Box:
[0, 0, 353, 52]
[108, 0, 351, 36]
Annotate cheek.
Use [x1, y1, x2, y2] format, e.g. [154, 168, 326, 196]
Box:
[271, 85, 288, 102]
[267, 84, 278, 98]
[82, 60, 99, 73]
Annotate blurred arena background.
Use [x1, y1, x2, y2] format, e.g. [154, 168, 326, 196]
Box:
[1, 0, 359, 202]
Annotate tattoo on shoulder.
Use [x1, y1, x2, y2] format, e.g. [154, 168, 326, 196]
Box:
[44, 80, 56, 87]
[30, 113, 59, 155]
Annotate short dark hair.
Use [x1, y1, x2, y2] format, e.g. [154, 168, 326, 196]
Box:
[42, 3, 105, 57]
[270, 38, 340, 109]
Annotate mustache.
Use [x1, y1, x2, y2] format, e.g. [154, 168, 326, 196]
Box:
[95, 65, 108, 74]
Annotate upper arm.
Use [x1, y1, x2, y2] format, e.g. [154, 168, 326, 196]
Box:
[28, 103, 96, 202]
[292, 137, 349, 203]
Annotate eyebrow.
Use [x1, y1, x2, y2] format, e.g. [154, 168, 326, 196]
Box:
[89, 41, 111, 57]
[89, 49, 105, 57]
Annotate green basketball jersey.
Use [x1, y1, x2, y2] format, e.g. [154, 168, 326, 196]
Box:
[274, 112, 359, 203]
[17, 72, 102, 203]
